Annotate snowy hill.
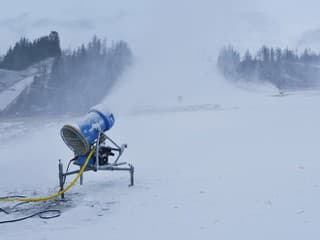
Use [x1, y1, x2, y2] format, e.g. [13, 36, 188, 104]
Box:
[1, 0, 320, 240]
[0, 59, 53, 111]
[0, 69, 24, 91]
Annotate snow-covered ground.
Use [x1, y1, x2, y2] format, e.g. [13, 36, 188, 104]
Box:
[0, 58, 54, 111]
[1, 0, 320, 239]
[0, 69, 24, 91]
[0, 76, 34, 111]
[1, 89, 320, 240]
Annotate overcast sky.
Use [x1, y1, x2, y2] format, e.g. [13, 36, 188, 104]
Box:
[1, 0, 320, 52]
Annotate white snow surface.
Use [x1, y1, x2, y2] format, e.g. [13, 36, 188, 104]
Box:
[1, 92, 320, 240]
[0, 76, 34, 110]
[0, 58, 54, 110]
[1, 0, 320, 239]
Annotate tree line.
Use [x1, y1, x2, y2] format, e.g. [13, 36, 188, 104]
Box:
[1, 32, 132, 116]
[217, 45, 320, 89]
[0, 31, 61, 70]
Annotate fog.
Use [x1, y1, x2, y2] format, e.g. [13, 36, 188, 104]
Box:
[1, 0, 320, 112]
[2, 1, 320, 237]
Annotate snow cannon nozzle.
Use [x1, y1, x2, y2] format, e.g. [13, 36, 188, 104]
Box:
[60, 109, 115, 155]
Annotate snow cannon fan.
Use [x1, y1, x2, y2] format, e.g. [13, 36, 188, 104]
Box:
[61, 110, 115, 156]
[58, 108, 134, 199]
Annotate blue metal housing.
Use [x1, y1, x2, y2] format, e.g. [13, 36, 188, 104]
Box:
[78, 109, 115, 146]
[76, 155, 95, 167]
[61, 109, 115, 156]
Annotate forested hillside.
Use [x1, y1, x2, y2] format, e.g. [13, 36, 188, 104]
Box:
[0, 31, 61, 70]
[0, 33, 132, 116]
[218, 46, 320, 89]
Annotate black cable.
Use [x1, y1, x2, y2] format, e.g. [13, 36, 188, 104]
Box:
[0, 195, 26, 200]
[0, 209, 61, 224]
[0, 157, 76, 224]
[0, 196, 27, 215]
[0, 208, 9, 214]
[0, 195, 62, 224]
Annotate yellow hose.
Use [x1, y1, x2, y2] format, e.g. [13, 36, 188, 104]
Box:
[0, 147, 95, 202]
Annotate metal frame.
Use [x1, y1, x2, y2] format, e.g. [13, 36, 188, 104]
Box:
[58, 132, 134, 199]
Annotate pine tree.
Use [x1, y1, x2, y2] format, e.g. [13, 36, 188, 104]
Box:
[0, 31, 62, 70]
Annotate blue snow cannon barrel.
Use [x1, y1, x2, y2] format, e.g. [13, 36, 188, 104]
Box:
[61, 109, 115, 156]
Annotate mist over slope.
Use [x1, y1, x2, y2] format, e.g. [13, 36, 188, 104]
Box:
[1, 1, 320, 239]
[2, 0, 320, 108]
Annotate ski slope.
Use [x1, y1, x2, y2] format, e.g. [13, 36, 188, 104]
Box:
[0, 58, 54, 111]
[0, 76, 34, 111]
[1, 91, 320, 240]
[1, 0, 320, 239]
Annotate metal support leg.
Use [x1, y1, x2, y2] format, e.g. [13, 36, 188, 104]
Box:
[58, 160, 65, 199]
[80, 166, 83, 185]
[129, 165, 134, 186]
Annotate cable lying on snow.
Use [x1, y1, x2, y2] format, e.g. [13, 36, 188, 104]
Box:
[0, 207, 60, 224]
[0, 108, 135, 224]
[0, 198, 61, 224]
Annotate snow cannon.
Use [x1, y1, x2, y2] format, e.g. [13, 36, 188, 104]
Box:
[61, 109, 115, 156]
[58, 108, 134, 199]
